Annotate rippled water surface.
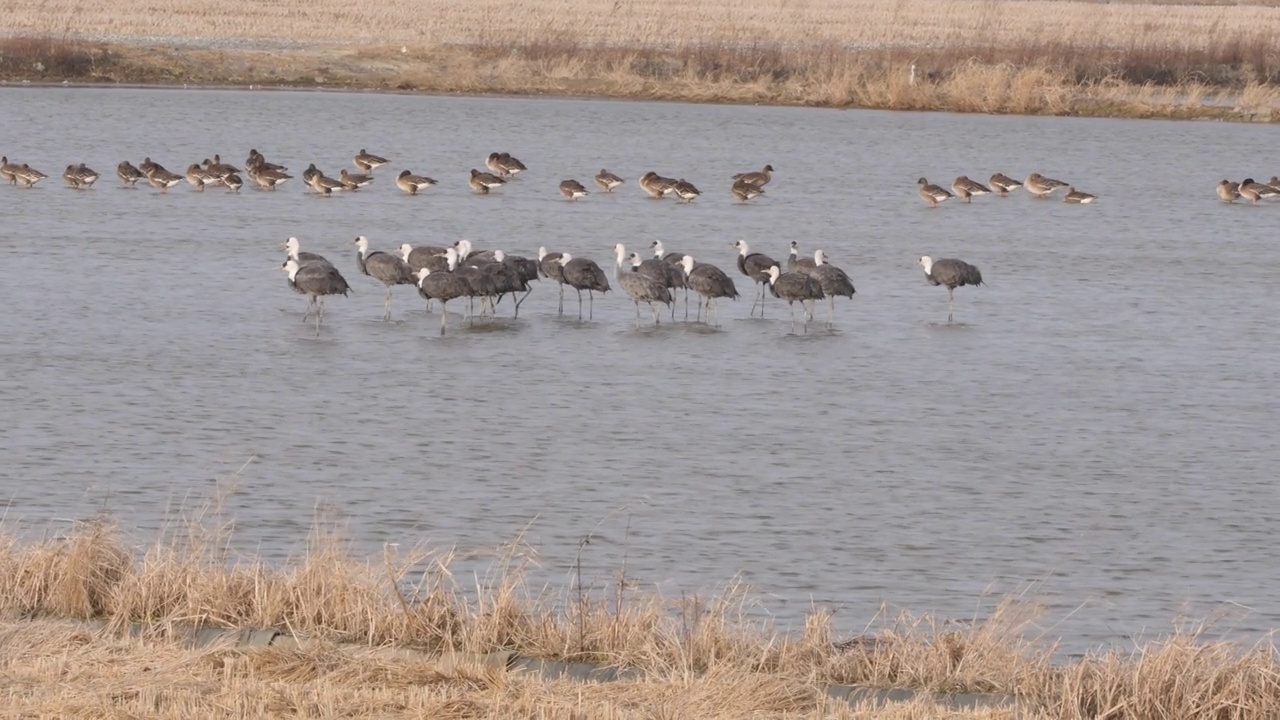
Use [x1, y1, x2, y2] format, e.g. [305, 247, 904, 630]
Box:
[2, 87, 1278, 652]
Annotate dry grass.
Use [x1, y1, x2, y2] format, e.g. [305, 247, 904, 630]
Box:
[3, 0, 1280, 116]
[0, 619, 1029, 718]
[2, 512, 1280, 717]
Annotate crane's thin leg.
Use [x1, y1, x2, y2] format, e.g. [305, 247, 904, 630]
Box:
[749, 283, 760, 316]
[589, 291, 595, 320]
[828, 295, 835, 328]
[384, 287, 393, 321]
[558, 282, 565, 315]
[789, 301, 796, 330]
[948, 287, 955, 324]
[515, 288, 532, 317]
[684, 287, 689, 320]
[652, 302, 660, 325]
[633, 300, 641, 328]
[314, 308, 322, 337]
[577, 288, 584, 320]
[440, 301, 448, 335]
[670, 295, 676, 321]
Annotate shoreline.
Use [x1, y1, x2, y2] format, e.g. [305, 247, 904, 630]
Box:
[3, 516, 1279, 717]
[1, 38, 1277, 122]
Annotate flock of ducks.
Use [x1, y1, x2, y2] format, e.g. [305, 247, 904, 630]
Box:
[1215, 178, 1280, 204]
[0, 151, 775, 203]
[279, 231, 980, 337]
[916, 173, 1097, 206]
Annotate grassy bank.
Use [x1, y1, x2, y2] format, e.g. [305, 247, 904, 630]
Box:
[2, 0, 1280, 118]
[2, 516, 1280, 717]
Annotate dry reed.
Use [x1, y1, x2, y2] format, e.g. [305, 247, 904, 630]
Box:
[2, 0, 1280, 117]
[1, 510, 1280, 717]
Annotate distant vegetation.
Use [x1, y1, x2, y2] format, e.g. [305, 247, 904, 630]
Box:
[2, 511, 1280, 716]
[2, 0, 1279, 117]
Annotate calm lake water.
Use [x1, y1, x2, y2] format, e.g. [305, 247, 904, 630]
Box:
[2, 86, 1278, 653]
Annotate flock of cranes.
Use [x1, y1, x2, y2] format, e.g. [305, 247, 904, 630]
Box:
[4, 146, 987, 333]
[280, 234, 978, 336]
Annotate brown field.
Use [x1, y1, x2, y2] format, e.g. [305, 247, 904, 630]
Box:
[2, 0, 1280, 117]
[2, 512, 1280, 717]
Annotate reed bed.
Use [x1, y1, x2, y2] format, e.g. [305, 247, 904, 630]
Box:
[2, 0, 1280, 116]
[3, 513, 1280, 717]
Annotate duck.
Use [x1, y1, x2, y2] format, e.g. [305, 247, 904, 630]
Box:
[594, 168, 625, 192]
[1216, 180, 1240, 203]
[246, 163, 292, 190]
[493, 152, 527, 177]
[671, 178, 701, 203]
[731, 164, 774, 187]
[951, 175, 991, 203]
[1024, 172, 1069, 199]
[185, 162, 219, 191]
[1062, 187, 1097, 204]
[1, 156, 19, 185]
[639, 171, 677, 198]
[731, 177, 765, 203]
[13, 163, 48, 188]
[339, 169, 373, 190]
[469, 168, 506, 194]
[117, 161, 144, 187]
[917, 177, 953, 207]
[63, 163, 99, 189]
[145, 165, 184, 192]
[1238, 178, 1278, 205]
[559, 179, 589, 200]
[988, 173, 1023, 196]
[396, 169, 438, 195]
[224, 173, 243, 193]
[353, 149, 388, 172]
[307, 171, 347, 196]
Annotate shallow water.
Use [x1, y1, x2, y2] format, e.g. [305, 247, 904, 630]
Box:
[2, 86, 1278, 653]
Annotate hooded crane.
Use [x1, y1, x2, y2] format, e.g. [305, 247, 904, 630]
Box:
[766, 265, 824, 333]
[678, 255, 738, 327]
[918, 255, 983, 323]
[732, 240, 778, 317]
[807, 250, 856, 327]
[614, 245, 672, 327]
[631, 251, 687, 320]
[282, 237, 337, 320]
[557, 254, 610, 320]
[538, 246, 568, 314]
[416, 268, 471, 334]
[282, 259, 350, 336]
[399, 243, 453, 274]
[354, 236, 415, 321]
[787, 240, 817, 273]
